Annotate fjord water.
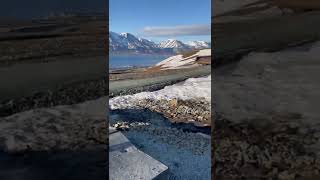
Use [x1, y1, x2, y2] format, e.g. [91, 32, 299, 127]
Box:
[109, 55, 169, 69]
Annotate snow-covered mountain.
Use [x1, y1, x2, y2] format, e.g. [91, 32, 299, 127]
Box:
[186, 41, 211, 49]
[158, 39, 189, 49]
[157, 39, 193, 53]
[109, 31, 210, 54]
[109, 32, 158, 52]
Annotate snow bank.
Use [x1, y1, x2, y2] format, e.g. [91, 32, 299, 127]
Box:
[155, 49, 211, 70]
[155, 55, 188, 68]
[109, 75, 211, 109]
[196, 49, 211, 57]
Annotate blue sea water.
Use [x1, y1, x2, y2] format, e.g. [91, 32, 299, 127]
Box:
[109, 55, 169, 69]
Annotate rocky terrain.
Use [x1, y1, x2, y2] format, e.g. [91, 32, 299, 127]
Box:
[112, 99, 211, 128]
[136, 99, 211, 127]
[214, 113, 320, 179]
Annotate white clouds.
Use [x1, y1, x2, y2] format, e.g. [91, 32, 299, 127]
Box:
[143, 24, 211, 37]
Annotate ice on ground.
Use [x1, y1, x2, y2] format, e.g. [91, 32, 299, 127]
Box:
[155, 55, 191, 69]
[109, 75, 211, 109]
[125, 130, 211, 180]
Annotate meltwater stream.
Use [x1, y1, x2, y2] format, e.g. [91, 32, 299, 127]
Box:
[109, 109, 211, 180]
[110, 109, 210, 135]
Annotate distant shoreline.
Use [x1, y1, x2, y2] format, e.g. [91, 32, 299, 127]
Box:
[109, 54, 169, 70]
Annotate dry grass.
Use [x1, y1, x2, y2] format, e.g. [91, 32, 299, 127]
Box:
[144, 65, 163, 74]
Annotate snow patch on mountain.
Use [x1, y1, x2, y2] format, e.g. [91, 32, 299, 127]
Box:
[109, 75, 211, 109]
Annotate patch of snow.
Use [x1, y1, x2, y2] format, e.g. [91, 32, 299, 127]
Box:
[109, 75, 211, 110]
[156, 55, 196, 69]
[196, 49, 211, 57]
[155, 49, 211, 70]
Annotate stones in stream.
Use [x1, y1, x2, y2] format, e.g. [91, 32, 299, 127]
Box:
[110, 108, 211, 135]
[143, 98, 211, 127]
[111, 98, 211, 128]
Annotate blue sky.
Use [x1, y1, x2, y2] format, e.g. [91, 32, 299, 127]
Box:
[110, 0, 211, 43]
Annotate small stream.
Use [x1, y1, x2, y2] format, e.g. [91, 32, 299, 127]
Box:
[109, 109, 211, 135]
[109, 108, 211, 180]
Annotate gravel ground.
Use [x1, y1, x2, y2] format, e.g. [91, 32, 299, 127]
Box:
[214, 113, 320, 179]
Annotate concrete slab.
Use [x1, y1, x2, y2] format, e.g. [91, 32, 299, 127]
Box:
[109, 131, 168, 180]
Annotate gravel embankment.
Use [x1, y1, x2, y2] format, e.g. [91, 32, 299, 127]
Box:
[0, 78, 107, 117]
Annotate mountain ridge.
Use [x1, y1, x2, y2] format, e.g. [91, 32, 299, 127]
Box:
[109, 31, 211, 54]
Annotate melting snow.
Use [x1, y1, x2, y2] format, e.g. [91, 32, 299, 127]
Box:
[109, 75, 211, 109]
[155, 49, 211, 70]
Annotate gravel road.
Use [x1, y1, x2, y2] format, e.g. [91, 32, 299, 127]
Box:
[109, 66, 211, 97]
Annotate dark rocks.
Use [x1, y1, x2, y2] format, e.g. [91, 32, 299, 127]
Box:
[134, 98, 211, 127]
